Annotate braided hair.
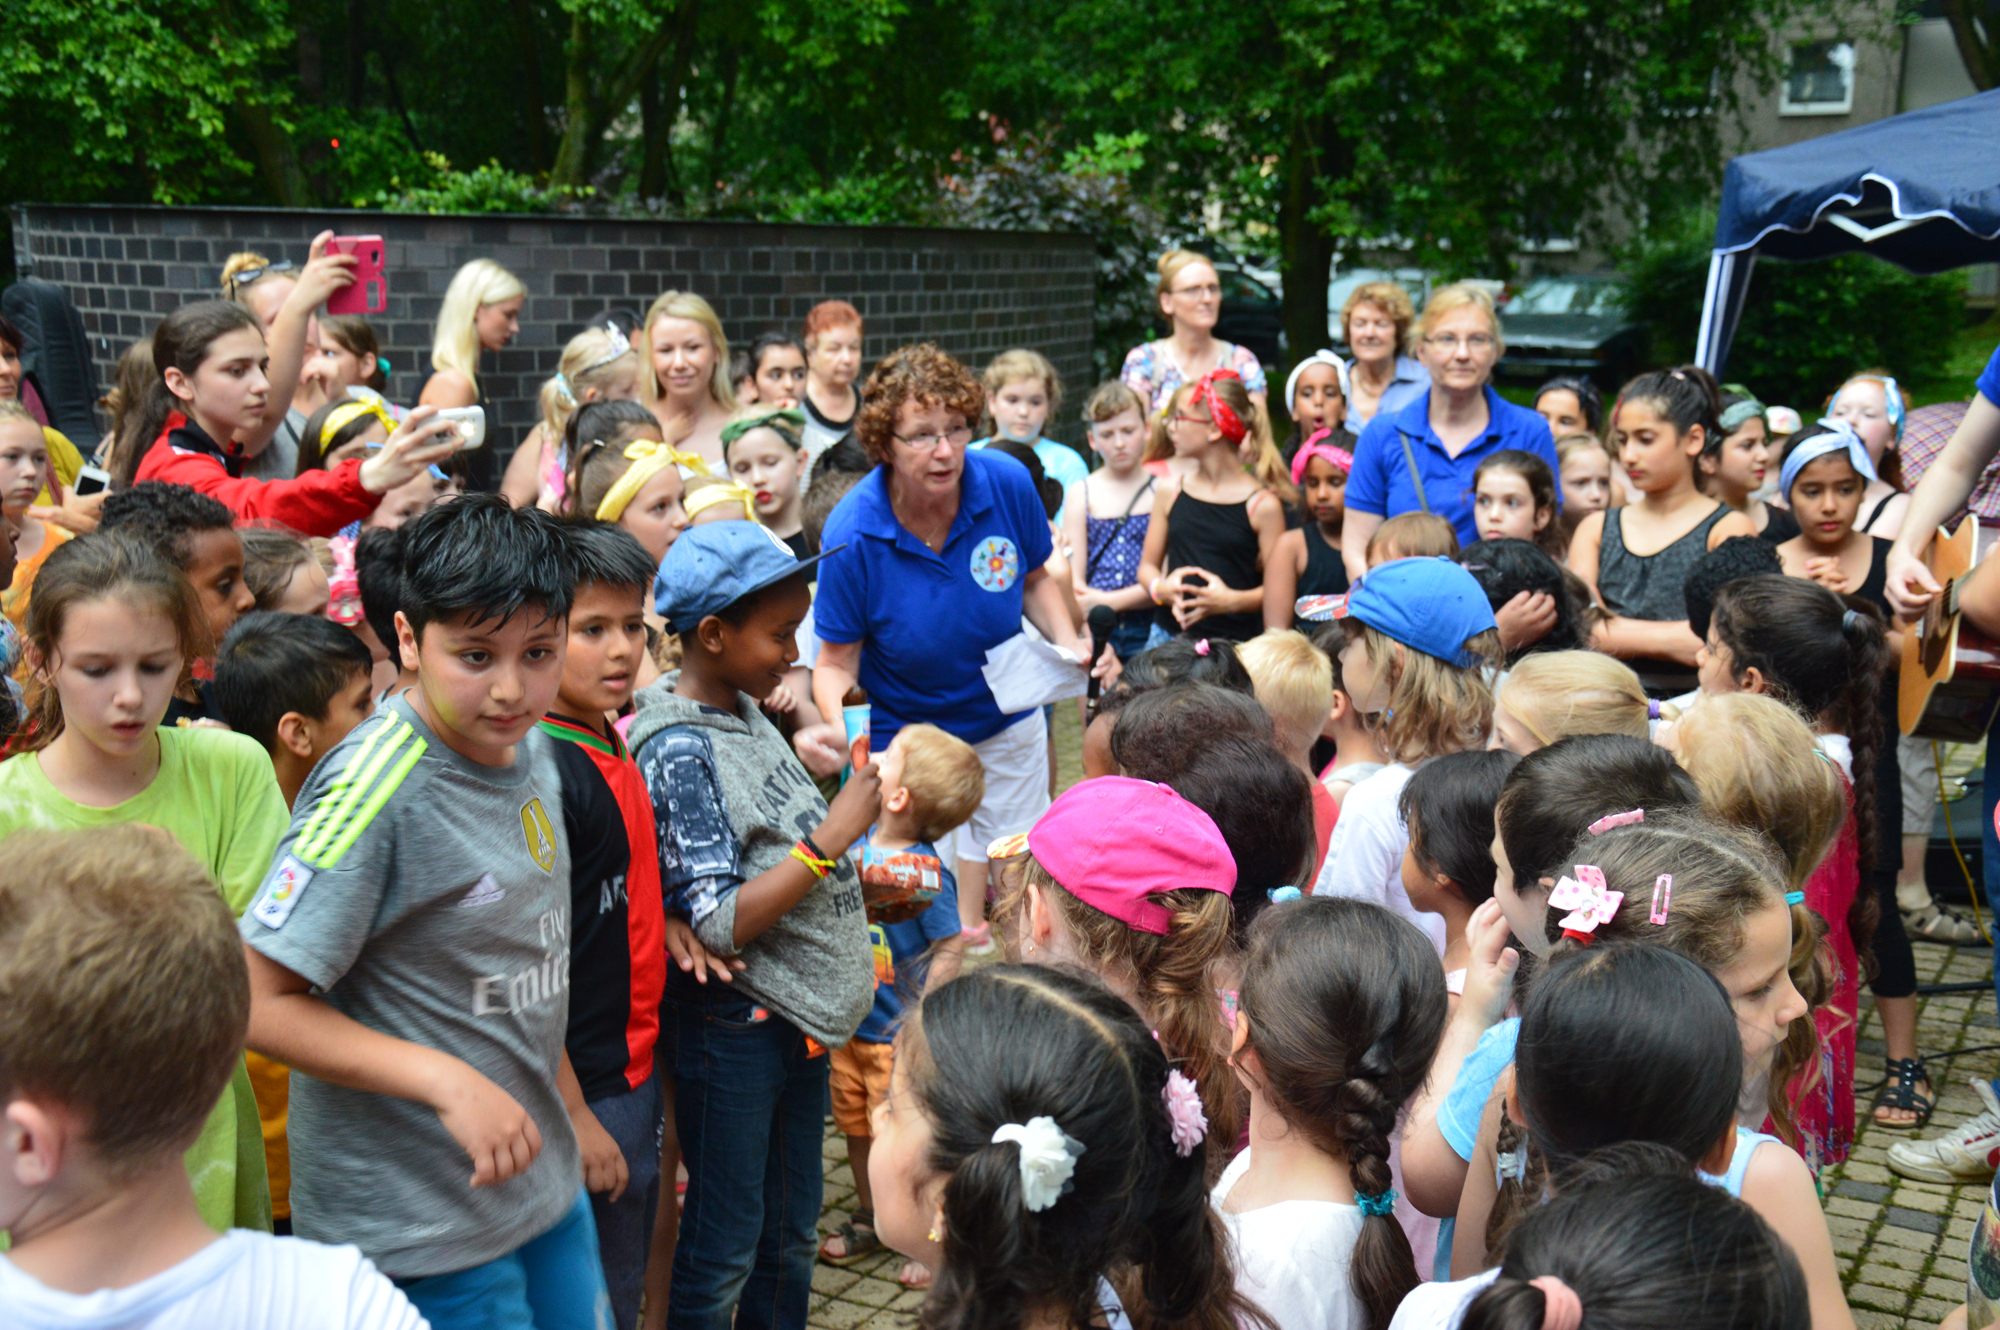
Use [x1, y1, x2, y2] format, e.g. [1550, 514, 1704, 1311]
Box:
[907, 965, 1267, 1330]
[1237, 898, 1447, 1330]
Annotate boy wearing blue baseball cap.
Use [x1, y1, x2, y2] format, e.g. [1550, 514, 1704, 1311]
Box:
[626, 521, 880, 1330]
[1310, 557, 1502, 955]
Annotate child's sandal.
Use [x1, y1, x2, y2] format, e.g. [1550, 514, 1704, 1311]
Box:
[1872, 1057, 1936, 1130]
[818, 1209, 883, 1264]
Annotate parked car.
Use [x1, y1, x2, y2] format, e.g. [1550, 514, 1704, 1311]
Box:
[1496, 275, 1646, 391]
[1210, 261, 1285, 370]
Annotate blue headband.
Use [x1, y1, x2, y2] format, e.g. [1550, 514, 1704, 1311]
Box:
[1837, 374, 1904, 437]
[1779, 419, 1878, 500]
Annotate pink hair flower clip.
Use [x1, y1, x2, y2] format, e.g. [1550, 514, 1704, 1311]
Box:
[1549, 864, 1623, 946]
[1586, 808, 1644, 836]
[1194, 639, 1211, 656]
[1162, 1069, 1209, 1157]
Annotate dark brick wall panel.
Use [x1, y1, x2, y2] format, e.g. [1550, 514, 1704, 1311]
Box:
[12, 204, 1096, 464]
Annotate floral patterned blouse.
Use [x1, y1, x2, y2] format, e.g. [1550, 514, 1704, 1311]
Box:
[1120, 341, 1267, 414]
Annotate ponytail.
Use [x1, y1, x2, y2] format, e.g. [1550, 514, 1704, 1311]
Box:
[910, 966, 1267, 1330]
[1237, 899, 1446, 1330]
[114, 301, 262, 490]
[1709, 577, 1889, 972]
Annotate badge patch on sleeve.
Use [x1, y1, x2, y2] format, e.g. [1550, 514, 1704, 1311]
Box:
[521, 798, 558, 873]
[250, 854, 315, 930]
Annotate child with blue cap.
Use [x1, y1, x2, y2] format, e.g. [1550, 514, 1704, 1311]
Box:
[626, 520, 882, 1330]
[1307, 557, 1502, 956]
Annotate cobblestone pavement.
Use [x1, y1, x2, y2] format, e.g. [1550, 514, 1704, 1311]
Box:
[1823, 940, 1997, 1330]
[802, 709, 2000, 1330]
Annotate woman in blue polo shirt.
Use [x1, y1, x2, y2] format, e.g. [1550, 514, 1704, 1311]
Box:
[812, 343, 1104, 952]
[1339, 284, 1559, 580]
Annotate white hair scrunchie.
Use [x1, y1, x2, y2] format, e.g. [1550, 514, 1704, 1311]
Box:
[991, 1116, 1085, 1212]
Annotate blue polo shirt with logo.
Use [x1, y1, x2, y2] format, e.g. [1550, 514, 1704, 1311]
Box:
[815, 448, 1054, 746]
[1346, 384, 1559, 545]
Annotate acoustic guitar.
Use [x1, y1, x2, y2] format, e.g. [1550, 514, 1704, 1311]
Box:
[1900, 519, 2000, 740]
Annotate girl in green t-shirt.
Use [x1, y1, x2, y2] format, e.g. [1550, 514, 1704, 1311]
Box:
[0, 528, 289, 1233]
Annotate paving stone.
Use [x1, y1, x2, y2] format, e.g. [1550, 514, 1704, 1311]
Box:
[1847, 1282, 1911, 1312]
[1859, 1264, 1920, 1291]
[1887, 1206, 1949, 1235]
[813, 1265, 863, 1297]
[842, 1278, 903, 1309]
[813, 1299, 886, 1330]
[1838, 1179, 1895, 1202]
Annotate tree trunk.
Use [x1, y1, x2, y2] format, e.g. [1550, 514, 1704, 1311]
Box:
[236, 98, 315, 205]
[639, 64, 672, 202]
[550, 11, 597, 188]
[510, 0, 552, 173]
[1277, 113, 1339, 418]
[1942, 0, 1997, 90]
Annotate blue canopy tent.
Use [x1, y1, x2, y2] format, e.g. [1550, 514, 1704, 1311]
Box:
[1694, 88, 2000, 375]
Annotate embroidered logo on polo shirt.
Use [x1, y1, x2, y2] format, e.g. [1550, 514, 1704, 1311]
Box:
[250, 854, 314, 930]
[970, 536, 1020, 592]
[521, 798, 558, 873]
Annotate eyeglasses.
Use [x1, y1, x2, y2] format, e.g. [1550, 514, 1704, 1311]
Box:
[1173, 283, 1223, 299]
[225, 261, 295, 297]
[893, 426, 974, 450]
[1424, 333, 1497, 352]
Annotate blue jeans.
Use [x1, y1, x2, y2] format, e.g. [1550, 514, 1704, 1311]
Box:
[666, 992, 827, 1330]
[397, 1189, 612, 1330]
[588, 1069, 665, 1330]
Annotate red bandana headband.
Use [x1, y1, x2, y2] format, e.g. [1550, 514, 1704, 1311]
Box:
[1188, 368, 1247, 445]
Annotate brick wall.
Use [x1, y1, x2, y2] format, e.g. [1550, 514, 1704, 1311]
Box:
[10, 203, 1097, 480]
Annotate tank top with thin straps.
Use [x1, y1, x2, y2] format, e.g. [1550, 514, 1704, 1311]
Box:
[1155, 489, 1264, 642]
[1598, 502, 1731, 622]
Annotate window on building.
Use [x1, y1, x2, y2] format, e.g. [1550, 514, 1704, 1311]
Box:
[1781, 40, 1856, 116]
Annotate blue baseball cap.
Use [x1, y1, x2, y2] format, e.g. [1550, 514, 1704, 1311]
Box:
[653, 522, 843, 633]
[1329, 556, 1497, 667]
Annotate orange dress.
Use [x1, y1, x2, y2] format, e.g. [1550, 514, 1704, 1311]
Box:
[2, 521, 73, 659]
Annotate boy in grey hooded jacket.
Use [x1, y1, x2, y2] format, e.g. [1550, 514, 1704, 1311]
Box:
[632, 520, 881, 1330]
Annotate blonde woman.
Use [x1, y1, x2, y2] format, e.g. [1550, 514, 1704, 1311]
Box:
[1340, 283, 1558, 580]
[639, 290, 736, 470]
[419, 259, 524, 487]
[1119, 250, 1268, 416]
[1339, 281, 1430, 430]
[498, 323, 641, 510]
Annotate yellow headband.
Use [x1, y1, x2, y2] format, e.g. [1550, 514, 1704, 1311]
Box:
[683, 480, 759, 523]
[595, 438, 709, 522]
[320, 400, 397, 450]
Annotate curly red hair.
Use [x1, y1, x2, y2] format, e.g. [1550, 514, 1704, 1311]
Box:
[856, 343, 985, 467]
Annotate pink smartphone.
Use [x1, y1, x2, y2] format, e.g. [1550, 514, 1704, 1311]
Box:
[325, 235, 387, 315]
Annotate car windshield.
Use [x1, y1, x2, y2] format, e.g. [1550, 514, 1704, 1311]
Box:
[1508, 278, 1626, 316]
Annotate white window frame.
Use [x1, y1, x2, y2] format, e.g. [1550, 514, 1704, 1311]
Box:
[1780, 40, 1856, 116]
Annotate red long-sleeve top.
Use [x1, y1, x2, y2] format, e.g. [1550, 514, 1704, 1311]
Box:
[134, 413, 376, 537]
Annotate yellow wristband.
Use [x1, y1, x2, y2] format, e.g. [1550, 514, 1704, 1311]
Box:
[790, 844, 834, 878]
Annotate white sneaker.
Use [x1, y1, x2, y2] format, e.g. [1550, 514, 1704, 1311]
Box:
[1887, 1079, 2000, 1184]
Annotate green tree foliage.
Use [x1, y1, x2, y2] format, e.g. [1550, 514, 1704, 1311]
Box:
[1, 0, 1857, 371]
[1621, 208, 1966, 405]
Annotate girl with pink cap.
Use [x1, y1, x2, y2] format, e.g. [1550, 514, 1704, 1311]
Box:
[991, 774, 1245, 1162]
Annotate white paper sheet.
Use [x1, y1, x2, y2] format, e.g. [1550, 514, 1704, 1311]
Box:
[982, 633, 1087, 712]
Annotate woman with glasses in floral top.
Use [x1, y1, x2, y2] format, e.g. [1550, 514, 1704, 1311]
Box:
[1339, 283, 1559, 580]
[1120, 250, 1269, 417]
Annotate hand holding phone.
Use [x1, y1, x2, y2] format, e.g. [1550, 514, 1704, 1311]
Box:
[434, 406, 486, 451]
[325, 236, 387, 316]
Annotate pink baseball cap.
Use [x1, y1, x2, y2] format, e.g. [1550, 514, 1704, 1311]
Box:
[1027, 777, 1236, 935]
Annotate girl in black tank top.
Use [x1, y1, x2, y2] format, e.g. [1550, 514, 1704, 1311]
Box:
[1137, 373, 1286, 643]
[1260, 439, 1351, 629]
[1573, 368, 1755, 692]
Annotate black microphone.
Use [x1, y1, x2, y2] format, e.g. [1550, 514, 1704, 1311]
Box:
[1086, 604, 1116, 714]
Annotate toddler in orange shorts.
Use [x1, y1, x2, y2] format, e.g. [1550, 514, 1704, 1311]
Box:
[818, 723, 983, 1289]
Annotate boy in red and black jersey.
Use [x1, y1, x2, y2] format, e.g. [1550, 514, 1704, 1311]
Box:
[539, 523, 686, 1330]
